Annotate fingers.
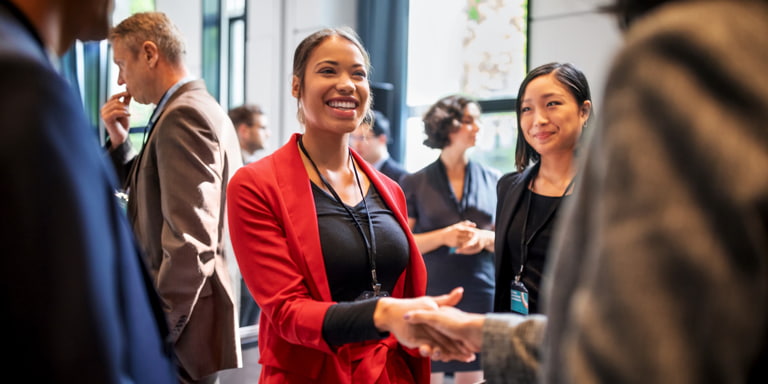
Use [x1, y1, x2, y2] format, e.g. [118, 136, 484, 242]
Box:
[454, 236, 480, 254]
[415, 324, 475, 362]
[405, 306, 483, 351]
[101, 92, 133, 147]
[432, 287, 464, 307]
[108, 91, 132, 104]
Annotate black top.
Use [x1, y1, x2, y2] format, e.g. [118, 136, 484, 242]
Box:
[313, 183, 410, 345]
[497, 189, 564, 314]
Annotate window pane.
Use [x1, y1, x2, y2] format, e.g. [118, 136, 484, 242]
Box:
[405, 0, 527, 174]
[407, 0, 527, 105]
[229, 19, 246, 108]
[227, 0, 245, 16]
[469, 111, 518, 174]
[202, 0, 221, 99]
[403, 111, 518, 174]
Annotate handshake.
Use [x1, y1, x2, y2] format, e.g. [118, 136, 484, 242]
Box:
[374, 287, 486, 362]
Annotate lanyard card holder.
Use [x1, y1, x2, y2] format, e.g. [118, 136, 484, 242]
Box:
[510, 278, 529, 315]
[355, 283, 390, 301]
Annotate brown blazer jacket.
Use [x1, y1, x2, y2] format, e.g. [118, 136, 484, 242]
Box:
[110, 79, 243, 379]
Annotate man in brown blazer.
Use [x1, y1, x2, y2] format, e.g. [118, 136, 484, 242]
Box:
[100, 12, 242, 384]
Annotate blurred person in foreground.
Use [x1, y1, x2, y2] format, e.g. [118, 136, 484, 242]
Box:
[403, 0, 768, 382]
[0, 0, 175, 382]
[100, 11, 242, 384]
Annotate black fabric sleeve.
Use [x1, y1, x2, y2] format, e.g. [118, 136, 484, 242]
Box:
[321, 298, 389, 346]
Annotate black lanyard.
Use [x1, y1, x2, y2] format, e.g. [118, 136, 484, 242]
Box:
[517, 177, 575, 282]
[298, 136, 382, 295]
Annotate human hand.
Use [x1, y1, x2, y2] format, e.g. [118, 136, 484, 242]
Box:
[101, 91, 132, 148]
[375, 287, 475, 362]
[442, 220, 477, 249]
[454, 229, 495, 255]
[404, 301, 486, 362]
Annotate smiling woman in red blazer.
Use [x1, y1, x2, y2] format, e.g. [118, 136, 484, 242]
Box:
[227, 27, 465, 383]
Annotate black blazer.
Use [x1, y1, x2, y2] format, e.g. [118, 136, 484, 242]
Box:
[0, 3, 175, 383]
[493, 162, 539, 310]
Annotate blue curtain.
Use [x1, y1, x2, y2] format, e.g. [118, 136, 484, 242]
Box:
[357, 0, 409, 163]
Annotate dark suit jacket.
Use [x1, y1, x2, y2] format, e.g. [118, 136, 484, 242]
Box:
[110, 80, 242, 379]
[493, 163, 538, 311]
[227, 133, 430, 383]
[378, 157, 408, 184]
[0, 3, 175, 383]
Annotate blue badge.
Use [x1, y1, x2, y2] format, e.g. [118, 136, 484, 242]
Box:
[510, 280, 529, 315]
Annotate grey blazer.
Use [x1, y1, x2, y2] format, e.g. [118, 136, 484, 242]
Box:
[111, 79, 243, 379]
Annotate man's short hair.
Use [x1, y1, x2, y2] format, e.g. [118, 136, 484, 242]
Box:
[228, 104, 264, 127]
[109, 12, 186, 65]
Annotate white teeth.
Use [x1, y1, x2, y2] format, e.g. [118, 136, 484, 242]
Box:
[327, 100, 356, 109]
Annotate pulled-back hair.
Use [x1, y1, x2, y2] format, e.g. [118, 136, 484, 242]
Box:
[292, 27, 372, 124]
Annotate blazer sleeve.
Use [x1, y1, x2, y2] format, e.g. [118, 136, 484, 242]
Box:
[482, 314, 546, 384]
[107, 138, 137, 186]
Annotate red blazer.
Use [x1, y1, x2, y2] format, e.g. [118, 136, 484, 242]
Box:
[227, 133, 429, 383]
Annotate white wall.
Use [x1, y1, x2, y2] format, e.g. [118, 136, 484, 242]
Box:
[529, 0, 622, 109]
[278, 0, 357, 147]
[152, 0, 622, 147]
[156, 0, 203, 79]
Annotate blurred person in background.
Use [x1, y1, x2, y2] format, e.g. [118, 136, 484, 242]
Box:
[400, 94, 499, 384]
[228, 103, 271, 327]
[350, 109, 409, 184]
[229, 103, 271, 165]
[100, 11, 242, 384]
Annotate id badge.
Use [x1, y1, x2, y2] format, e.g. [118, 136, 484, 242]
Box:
[355, 283, 390, 301]
[355, 290, 390, 301]
[510, 280, 529, 315]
